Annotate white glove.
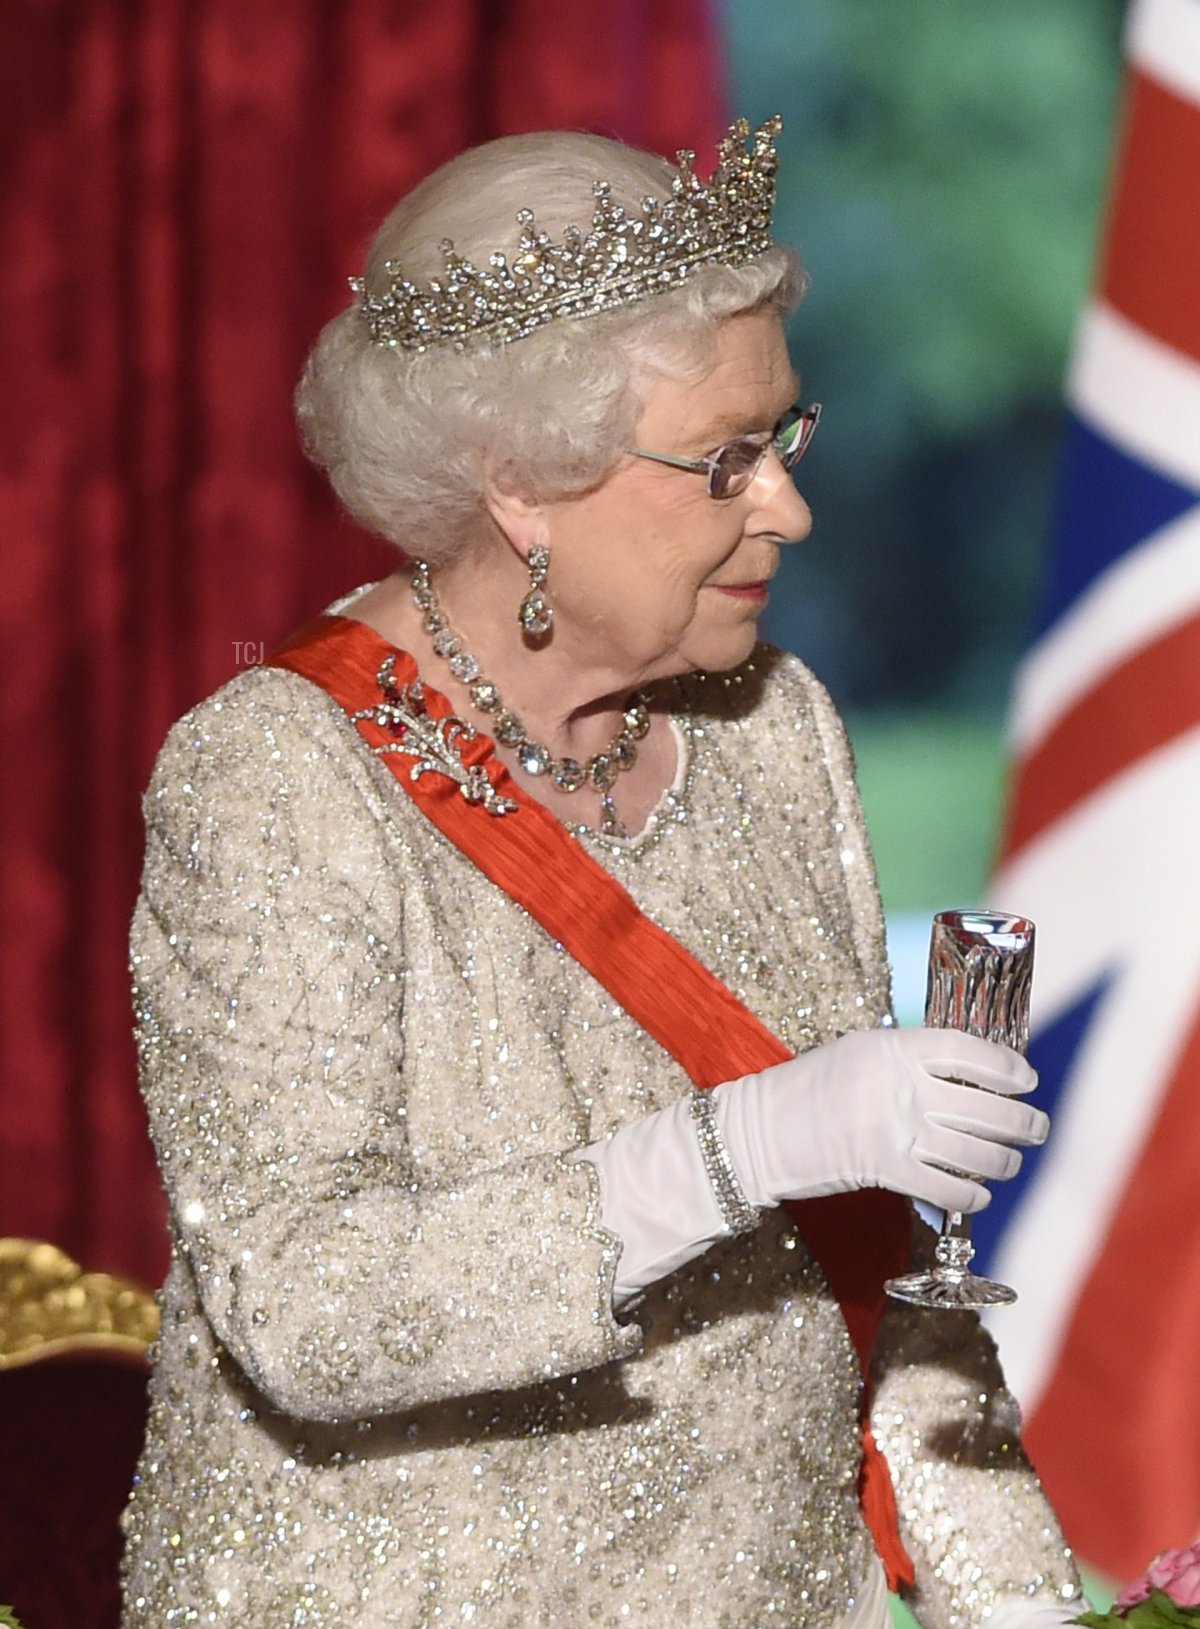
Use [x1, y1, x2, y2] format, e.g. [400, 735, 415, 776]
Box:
[715, 1026, 1046, 1216]
[581, 1093, 730, 1306]
[582, 1027, 1045, 1306]
[985, 1597, 1087, 1629]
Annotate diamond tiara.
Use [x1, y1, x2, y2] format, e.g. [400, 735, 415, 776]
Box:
[350, 115, 783, 355]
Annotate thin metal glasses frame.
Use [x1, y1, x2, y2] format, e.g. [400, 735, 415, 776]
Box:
[629, 402, 821, 499]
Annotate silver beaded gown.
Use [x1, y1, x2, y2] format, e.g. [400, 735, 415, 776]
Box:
[121, 642, 1081, 1629]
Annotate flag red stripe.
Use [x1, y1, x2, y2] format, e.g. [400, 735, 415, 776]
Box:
[999, 611, 1200, 860]
[1024, 994, 1200, 1578]
[1099, 67, 1200, 368]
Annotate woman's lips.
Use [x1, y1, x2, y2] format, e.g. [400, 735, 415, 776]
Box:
[714, 581, 769, 601]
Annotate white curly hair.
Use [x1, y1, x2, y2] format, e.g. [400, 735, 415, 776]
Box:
[295, 130, 804, 565]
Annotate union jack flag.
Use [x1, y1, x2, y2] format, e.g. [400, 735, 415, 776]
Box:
[974, 0, 1200, 1581]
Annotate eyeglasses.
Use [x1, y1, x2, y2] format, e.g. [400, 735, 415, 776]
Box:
[629, 402, 821, 500]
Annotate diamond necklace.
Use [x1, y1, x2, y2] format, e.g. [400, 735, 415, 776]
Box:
[411, 560, 650, 839]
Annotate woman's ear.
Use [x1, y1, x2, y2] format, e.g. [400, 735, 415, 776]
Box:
[483, 468, 549, 565]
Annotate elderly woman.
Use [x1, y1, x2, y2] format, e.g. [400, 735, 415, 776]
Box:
[123, 121, 1083, 1629]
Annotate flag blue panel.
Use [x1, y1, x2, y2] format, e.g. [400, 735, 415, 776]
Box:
[1035, 415, 1200, 636]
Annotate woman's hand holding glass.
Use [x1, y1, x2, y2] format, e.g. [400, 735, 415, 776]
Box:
[713, 1027, 1047, 1215]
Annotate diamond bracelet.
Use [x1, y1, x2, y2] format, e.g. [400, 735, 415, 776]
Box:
[688, 1091, 763, 1237]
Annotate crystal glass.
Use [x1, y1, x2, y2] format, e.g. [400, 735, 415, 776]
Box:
[885, 908, 1035, 1310]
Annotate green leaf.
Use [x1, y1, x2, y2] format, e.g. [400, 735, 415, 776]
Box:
[1076, 1594, 1200, 1629]
[1146, 1592, 1200, 1628]
[0, 1607, 27, 1629]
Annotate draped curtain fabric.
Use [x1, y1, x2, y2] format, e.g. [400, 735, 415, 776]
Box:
[0, 0, 725, 1289]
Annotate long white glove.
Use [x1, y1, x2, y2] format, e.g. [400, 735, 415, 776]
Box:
[717, 1026, 1045, 1215]
[581, 1027, 1046, 1305]
[581, 1092, 731, 1304]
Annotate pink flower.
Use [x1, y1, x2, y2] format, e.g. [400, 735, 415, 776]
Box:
[1116, 1544, 1200, 1610]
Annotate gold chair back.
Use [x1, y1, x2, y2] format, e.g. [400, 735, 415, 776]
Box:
[0, 1238, 159, 1368]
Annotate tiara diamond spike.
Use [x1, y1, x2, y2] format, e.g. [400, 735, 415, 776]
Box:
[350, 116, 783, 354]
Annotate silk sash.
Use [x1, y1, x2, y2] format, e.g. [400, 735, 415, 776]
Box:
[269, 614, 916, 1592]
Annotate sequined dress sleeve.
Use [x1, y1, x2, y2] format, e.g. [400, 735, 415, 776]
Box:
[131, 666, 638, 1423]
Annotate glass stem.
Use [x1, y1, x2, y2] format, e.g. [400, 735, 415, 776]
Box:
[934, 1211, 976, 1278]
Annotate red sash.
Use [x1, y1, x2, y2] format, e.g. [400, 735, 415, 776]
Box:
[269, 614, 915, 1593]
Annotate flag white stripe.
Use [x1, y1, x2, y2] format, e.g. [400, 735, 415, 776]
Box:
[986, 726, 1200, 1407]
[1127, 0, 1200, 106]
[1068, 301, 1200, 493]
[1009, 503, 1200, 754]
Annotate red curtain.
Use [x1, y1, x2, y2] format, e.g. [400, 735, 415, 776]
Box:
[0, 0, 726, 1289]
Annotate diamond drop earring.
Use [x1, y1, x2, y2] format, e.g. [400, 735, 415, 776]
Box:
[518, 545, 553, 639]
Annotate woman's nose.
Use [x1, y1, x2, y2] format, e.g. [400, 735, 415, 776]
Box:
[748, 453, 813, 543]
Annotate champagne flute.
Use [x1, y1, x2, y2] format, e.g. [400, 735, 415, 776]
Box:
[885, 908, 1035, 1310]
